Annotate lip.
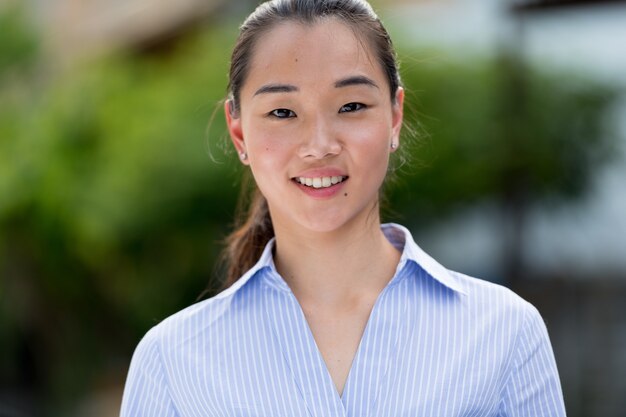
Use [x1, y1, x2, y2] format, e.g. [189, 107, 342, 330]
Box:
[290, 167, 349, 199]
[292, 177, 347, 199]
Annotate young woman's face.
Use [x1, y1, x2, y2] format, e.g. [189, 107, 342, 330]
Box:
[226, 19, 403, 234]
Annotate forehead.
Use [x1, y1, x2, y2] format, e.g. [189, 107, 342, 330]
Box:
[242, 18, 385, 96]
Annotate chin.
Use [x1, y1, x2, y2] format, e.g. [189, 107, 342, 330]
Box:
[301, 220, 347, 234]
[269, 196, 379, 235]
[297, 210, 369, 235]
[275, 211, 351, 235]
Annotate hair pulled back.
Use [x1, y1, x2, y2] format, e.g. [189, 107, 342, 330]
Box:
[221, 0, 402, 289]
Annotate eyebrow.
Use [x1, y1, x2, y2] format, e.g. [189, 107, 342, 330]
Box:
[253, 75, 380, 97]
[253, 84, 299, 96]
[334, 75, 379, 90]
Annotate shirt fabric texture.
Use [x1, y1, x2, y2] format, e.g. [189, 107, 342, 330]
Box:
[120, 223, 566, 416]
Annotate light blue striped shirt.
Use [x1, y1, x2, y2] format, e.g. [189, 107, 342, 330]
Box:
[120, 223, 566, 416]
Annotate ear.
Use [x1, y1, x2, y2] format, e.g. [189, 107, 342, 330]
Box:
[390, 87, 404, 153]
[225, 100, 249, 165]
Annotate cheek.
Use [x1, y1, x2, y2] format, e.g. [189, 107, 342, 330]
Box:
[346, 113, 392, 143]
[246, 132, 295, 188]
[351, 120, 391, 153]
[352, 122, 392, 177]
[244, 125, 287, 159]
[250, 139, 293, 166]
[363, 149, 391, 178]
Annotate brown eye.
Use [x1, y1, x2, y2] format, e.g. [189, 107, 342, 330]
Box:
[269, 108, 296, 118]
[339, 102, 366, 113]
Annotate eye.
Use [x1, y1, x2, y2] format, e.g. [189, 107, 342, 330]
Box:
[269, 108, 296, 118]
[339, 102, 367, 113]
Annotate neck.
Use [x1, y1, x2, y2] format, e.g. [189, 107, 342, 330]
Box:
[272, 213, 400, 308]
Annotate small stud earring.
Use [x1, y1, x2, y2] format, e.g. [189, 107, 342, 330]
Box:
[239, 151, 248, 160]
[390, 142, 397, 150]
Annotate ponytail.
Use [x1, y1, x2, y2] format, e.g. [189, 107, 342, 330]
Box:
[221, 181, 274, 290]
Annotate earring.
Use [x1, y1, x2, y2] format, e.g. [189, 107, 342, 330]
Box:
[239, 151, 248, 161]
[390, 142, 397, 150]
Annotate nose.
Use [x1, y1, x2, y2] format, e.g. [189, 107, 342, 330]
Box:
[297, 116, 342, 160]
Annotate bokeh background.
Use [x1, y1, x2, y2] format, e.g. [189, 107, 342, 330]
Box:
[1, 0, 625, 416]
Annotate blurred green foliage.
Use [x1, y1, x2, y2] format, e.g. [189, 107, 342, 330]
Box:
[1, 10, 241, 414]
[0, 5, 620, 416]
[0, 5, 38, 74]
[386, 53, 619, 222]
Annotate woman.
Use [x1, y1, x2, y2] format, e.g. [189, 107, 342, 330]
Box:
[120, 1, 566, 416]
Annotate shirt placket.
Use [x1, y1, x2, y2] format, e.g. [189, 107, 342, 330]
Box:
[263, 274, 348, 417]
[340, 275, 409, 417]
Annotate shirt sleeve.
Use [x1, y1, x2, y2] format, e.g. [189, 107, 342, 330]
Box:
[120, 328, 179, 417]
[499, 303, 566, 417]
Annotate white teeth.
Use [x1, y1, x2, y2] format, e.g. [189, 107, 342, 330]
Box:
[296, 176, 346, 189]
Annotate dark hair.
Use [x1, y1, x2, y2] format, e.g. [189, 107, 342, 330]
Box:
[221, 0, 402, 288]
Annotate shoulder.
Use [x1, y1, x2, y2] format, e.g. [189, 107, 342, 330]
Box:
[121, 294, 243, 415]
[451, 270, 541, 319]
[387, 222, 544, 330]
[405, 256, 546, 347]
[442, 270, 549, 356]
[136, 237, 278, 349]
[121, 272, 269, 413]
[137, 270, 265, 359]
[432, 271, 554, 378]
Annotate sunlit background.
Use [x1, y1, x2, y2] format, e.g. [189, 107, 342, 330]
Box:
[1, 0, 625, 416]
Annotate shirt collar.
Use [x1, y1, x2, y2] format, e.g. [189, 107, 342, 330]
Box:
[212, 239, 277, 299]
[216, 223, 466, 297]
[382, 223, 466, 295]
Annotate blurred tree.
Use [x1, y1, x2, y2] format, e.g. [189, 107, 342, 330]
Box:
[0, 4, 38, 75]
[0, 9, 240, 414]
[0, 6, 41, 413]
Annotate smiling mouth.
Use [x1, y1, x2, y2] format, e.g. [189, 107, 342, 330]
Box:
[293, 176, 348, 189]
